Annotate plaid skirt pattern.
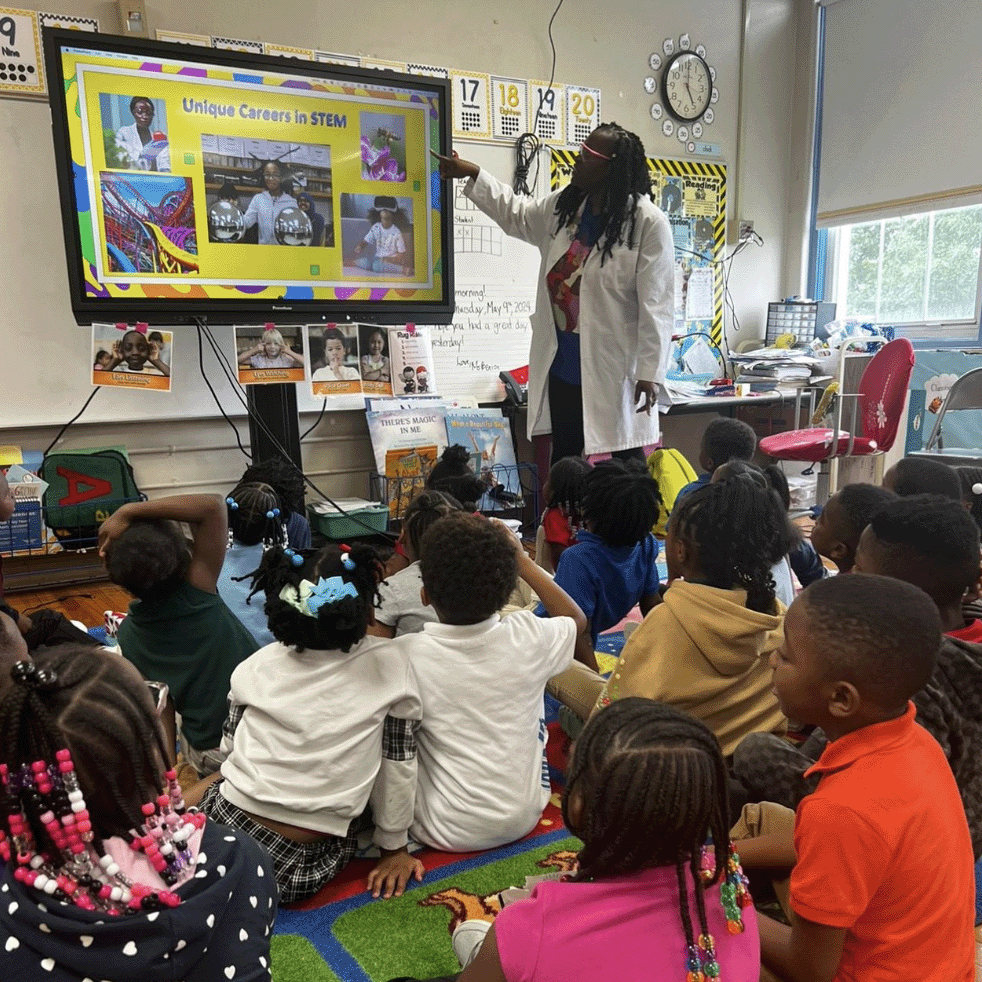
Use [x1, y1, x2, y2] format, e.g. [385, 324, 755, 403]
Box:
[200, 781, 358, 903]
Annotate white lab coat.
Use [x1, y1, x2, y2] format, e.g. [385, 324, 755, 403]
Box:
[463, 168, 675, 455]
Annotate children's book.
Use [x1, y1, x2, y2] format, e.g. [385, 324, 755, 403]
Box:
[445, 408, 520, 504]
[366, 406, 449, 474]
[384, 446, 438, 517]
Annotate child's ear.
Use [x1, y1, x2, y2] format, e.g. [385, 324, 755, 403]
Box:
[827, 679, 861, 719]
[828, 539, 849, 562]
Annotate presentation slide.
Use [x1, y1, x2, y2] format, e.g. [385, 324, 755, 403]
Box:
[57, 43, 444, 307]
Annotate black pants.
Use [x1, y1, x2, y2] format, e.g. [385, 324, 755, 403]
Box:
[547, 375, 646, 466]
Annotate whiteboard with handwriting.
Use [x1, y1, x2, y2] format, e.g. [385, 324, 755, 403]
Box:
[427, 142, 545, 402]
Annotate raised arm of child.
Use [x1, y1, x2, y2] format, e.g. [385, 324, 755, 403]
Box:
[237, 343, 262, 365]
[508, 530, 595, 671]
[98, 494, 228, 594]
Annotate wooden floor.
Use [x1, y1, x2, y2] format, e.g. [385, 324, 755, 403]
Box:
[5, 581, 131, 629]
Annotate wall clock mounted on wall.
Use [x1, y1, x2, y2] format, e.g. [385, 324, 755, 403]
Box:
[647, 36, 718, 132]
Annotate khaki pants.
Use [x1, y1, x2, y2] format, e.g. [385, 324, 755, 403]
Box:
[546, 661, 606, 722]
[731, 802, 796, 982]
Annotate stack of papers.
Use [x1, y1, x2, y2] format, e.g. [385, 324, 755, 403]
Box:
[730, 346, 817, 385]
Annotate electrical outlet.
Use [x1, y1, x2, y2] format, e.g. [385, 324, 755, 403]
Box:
[117, 1, 149, 36]
[738, 218, 755, 239]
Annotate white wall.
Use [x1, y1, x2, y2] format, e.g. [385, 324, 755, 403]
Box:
[0, 0, 807, 505]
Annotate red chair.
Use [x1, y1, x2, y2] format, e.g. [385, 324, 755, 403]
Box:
[759, 338, 915, 505]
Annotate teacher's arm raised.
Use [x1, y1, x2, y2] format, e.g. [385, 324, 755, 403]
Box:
[431, 150, 555, 246]
[633, 208, 677, 413]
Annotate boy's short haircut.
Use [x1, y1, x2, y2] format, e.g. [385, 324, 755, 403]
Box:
[104, 518, 189, 600]
[866, 494, 981, 606]
[419, 512, 518, 625]
[835, 483, 898, 544]
[801, 573, 942, 709]
[886, 457, 962, 501]
[702, 418, 757, 471]
[582, 459, 662, 548]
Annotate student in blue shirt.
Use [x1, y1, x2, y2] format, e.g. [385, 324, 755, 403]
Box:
[677, 417, 757, 500]
[536, 459, 662, 665]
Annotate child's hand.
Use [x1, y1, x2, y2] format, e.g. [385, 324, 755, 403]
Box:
[97, 505, 134, 558]
[367, 848, 424, 899]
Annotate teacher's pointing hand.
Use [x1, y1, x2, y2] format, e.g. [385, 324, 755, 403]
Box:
[430, 149, 480, 182]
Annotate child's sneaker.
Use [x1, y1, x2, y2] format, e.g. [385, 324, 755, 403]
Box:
[452, 919, 492, 968]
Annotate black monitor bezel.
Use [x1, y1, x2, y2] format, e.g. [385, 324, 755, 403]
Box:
[42, 28, 455, 325]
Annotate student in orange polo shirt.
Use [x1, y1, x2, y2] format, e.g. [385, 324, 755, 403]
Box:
[741, 574, 975, 982]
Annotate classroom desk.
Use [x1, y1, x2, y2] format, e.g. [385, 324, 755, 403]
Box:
[666, 388, 815, 430]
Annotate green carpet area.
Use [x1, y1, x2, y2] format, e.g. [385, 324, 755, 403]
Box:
[270, 935, 343, 982]
[332, 836, 580, 981]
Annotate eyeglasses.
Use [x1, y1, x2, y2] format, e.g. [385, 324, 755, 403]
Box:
[579, 142, 613, 162]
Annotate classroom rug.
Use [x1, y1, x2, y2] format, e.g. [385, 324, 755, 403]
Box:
[266, 617, 636, 982]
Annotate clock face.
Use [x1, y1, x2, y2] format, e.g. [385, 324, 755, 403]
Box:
[662, 51, 712, 122]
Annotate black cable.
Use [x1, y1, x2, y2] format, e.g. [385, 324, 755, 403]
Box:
[43, 388, 100, 456]
[195, 325, 252, 460]
[300, 399, 328, 440]
[196, 320, 395, 541]
[513, 133, 539, 196]
[19, 593, 93, 614]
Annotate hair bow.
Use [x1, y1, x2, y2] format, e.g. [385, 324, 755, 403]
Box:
[10, 660, 58, 690]
[279, 576, 358, 617]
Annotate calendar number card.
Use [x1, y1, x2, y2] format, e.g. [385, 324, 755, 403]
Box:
[490, 76, 528, 140]
[565, 85, 600, 145]
[450, 70, 491, 140]
[0, 7, 43, 96]
[528, 80, 565, 145]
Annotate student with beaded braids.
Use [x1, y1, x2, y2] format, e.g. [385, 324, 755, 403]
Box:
[434, 123, 674, 464]
[0, 644, 276, 982]
[419, 701, 759, 982]
[192, 541, 421, 903]
[217, 480, 289, 647]
[239, 455, 312, 550]
[591, 477, 788, 756]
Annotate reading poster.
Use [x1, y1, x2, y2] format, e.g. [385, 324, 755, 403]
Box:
[57, 44, 444, 306]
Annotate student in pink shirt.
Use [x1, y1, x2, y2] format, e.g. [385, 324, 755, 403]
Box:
[442, 699, 760, 982]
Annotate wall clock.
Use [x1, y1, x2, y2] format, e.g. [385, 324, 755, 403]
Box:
[647, 38, 717, 131]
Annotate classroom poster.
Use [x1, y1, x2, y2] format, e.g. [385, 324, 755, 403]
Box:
[308, 324, 362, 399]
[903, 349, 982, 454]
[233, 324, 305, 385]
[91, 323, 172, 392]
[550, 149, 726, 349]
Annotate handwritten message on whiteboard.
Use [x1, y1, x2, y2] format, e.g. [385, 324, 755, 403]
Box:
[426, 171, 538, 402]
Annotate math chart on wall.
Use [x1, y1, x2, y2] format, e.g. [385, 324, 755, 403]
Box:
[551, 149, 727, 348]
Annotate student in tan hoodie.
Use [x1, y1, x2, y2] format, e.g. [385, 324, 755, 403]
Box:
[593, 474, 787, 756]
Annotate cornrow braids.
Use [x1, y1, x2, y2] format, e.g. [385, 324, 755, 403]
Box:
[257, 542, 382, 652]
[0, 646, 201, 915]
[563, 700, 745, 979]
[401, 490, 459, 559]
[582, 458, 662, 548]
[671, 478, 784, 613]
[713, 461, 800, 551]
[553, 122, 653, 266]
[227, 480, 286, 548]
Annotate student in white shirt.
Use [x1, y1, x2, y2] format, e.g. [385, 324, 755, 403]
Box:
[367, 511, 594, 899]
[242, 161, 298, 246]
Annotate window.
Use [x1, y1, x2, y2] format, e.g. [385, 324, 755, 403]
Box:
[828, 204, 982, 342]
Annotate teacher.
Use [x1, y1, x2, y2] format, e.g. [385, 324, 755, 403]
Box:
[434, 122, 674, 463]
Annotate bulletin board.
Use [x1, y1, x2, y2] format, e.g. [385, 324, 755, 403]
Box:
[550, 149, 727, 348]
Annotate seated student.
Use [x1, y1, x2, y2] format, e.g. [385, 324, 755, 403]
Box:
[0, 644, 276, 982]
[737, 575, 975, 982]
[808, 482, 897, 573]
[757, 464, 827, 587]
[435, 701, 760, 982]
[539, 456, 592, 572]
[240, 455, 312, 550]
[99, 495, 260, 777]
[584, 475, 787, 756]
[366, 513, 592, 899]
[217, 481, 287, 648]
[372, 490, 458, 637]
[193, 542, 422, 903]
[882, 454, 962, 499]
[734, 494, 982, 854]
[536, 459, 661, 654]
[677, 416, 757, 499]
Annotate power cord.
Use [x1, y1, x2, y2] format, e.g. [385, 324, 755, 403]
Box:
[195, 325, 252, 460]
[43, 388, 100, 456]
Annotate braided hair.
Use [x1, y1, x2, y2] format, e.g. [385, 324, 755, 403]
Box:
[241, 456, 303, 517]
[564, 700, 735, 973]
[0, 645, 170, 844]
[252, 542, 381, 652]
[582, 458, 662, 548]
[671, 477, 785, 613]
[226, 480, 286, 548]
[545, 456, 592, 528]
[714, 460, 801, 551]
[401, 489, 460, 560]
[553, 122, 653, 265]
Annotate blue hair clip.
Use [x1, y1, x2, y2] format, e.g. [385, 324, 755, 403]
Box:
[266, 510, 275, 519]
[226, 497, 239, 510]
[283, 547, 304, 567]
[273, 507, 281, 517]
[306, 576, 358, 615]
[340, 552, 356, 571]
